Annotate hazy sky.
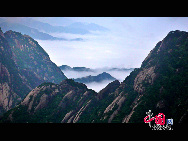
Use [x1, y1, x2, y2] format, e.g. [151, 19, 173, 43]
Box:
[34, 17, 188, 69]
[3, 17, 188, 69]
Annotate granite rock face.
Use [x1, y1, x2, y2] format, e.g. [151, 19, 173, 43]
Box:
[0, 28, 67, 115]
[1, 30, 188, 123]
[2, 80, 97, 123]
[4, 30, 67, 85]
[0, 28, 31, 115]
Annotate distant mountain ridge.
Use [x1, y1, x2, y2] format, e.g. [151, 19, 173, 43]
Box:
[0, 22, 66, 40]
[59, 65, 94, 72]
[67, 22, 109, 32]
[18, 18, 109, 33]
[73, 72, 116, 83]
[0, 18, 109, 40]
[59, 65, 134, 72]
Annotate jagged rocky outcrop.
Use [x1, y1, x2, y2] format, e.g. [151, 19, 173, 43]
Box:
[4, 30, 67, 84]
[1, 79, 97, 123]
[1, 30, 188, 123]
[0, 28, 67, 115]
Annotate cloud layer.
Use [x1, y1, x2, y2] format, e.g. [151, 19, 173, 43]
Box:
[31, 17, 188, 68]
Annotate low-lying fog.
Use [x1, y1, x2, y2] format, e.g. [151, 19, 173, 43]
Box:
[85, 80, 114, 92]
[62, 69, 133, 92]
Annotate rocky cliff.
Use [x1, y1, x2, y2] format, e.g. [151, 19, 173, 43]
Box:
[0, 28, 31, 114]
[1, 30, 188, 123]
[4, 30, 67, 85]
[0, 28, 67, 115]
[1, 79, 97, 123]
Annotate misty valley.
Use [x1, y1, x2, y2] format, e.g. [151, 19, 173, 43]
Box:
[59, 65, 134, 92]
[0, 17, 187, 125]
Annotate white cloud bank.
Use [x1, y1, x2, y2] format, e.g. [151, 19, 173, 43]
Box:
[62, 69, 133, 92]
[36, 17, 188, 69]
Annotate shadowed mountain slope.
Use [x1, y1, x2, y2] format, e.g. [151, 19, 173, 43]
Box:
[1, 30, 187, 123]
[0, 28, 67, 115]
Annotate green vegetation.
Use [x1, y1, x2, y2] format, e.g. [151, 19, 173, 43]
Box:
[1, 30, 187, 123]
[129, 30, 188, 123]
[37, 82, 56, 88]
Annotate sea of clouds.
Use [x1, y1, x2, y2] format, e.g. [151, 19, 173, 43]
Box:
[62, 69, 133, 92]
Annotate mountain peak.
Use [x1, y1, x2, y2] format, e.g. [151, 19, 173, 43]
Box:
[60, 79, 88, 90]
[168, 30, 186, 35]
[68, 22, 108, 31]
[4, 28, 67, 83]
[74, 72, 116, 84]
[98, 72, 115, 78]
[165, 30, 188, 41]
[101, 72, 110, 75]
[5, 30, 18, 35]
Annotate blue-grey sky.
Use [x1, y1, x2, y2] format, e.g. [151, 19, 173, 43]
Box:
[3, 17, 188, 68]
